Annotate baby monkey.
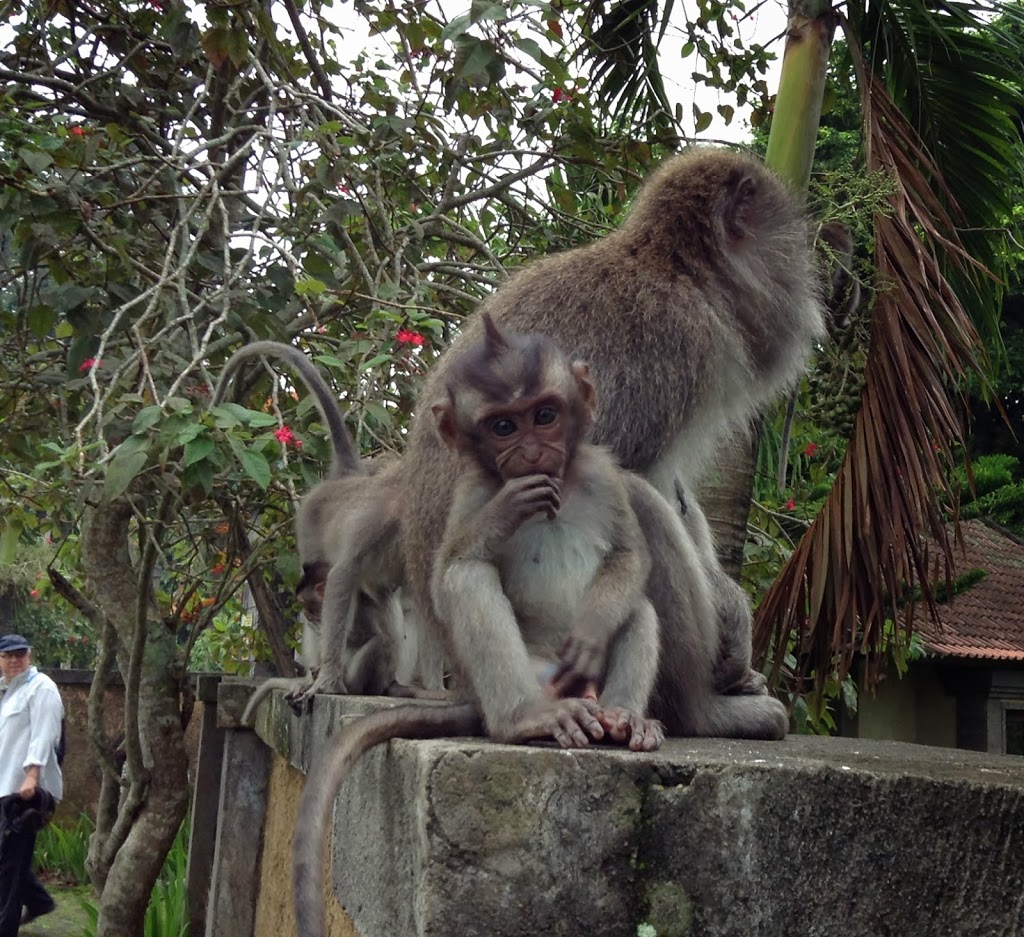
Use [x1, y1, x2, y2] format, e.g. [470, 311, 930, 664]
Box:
[430, 312, 662, 748]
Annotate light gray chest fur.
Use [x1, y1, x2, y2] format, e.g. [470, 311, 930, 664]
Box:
[497, 497, 611, 650]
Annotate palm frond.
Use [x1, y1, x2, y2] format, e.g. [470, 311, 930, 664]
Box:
[754, 3, 1024, 689]
[575, 0, 677, 132]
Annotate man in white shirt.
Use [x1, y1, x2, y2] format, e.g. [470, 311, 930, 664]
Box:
[0, 634, 64, 935]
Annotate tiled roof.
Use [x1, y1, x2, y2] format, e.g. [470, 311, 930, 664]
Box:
[916, 519, 1024, 661]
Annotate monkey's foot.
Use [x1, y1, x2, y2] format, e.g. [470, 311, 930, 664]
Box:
[597, 707, 665, 752]
[717, 667, 768, 696]
[505, 698, 604, 749]
[289, 670, 348, 709]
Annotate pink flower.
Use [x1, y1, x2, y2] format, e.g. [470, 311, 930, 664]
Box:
[803, 442, 817, 458]
[274, 426, 303, 448]
[396, 329, 425, 347]
[785, 499, 796, 511]
[553, 87, 573, 103]
[79, 358, 103, 372]
[29, 589, 40, 599]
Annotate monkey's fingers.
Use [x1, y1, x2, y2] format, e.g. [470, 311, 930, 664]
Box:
[511, 698, 603, 747]
[597, 708, 664, 752]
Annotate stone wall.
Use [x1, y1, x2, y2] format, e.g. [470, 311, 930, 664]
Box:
[204, 681, 1024, 937]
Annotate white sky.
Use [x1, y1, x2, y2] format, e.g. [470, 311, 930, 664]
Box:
[324, 0, 791, 144]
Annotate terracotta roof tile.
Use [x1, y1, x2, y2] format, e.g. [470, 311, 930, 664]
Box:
[915, 519, 1024, 661]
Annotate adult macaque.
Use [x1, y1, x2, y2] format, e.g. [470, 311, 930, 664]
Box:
[213, 342, 442, 704]
[402, 147, 819, 732]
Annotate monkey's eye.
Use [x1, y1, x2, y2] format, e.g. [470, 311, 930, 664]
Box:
[491, 417, 517, 437]
[534, 406, 558, 426]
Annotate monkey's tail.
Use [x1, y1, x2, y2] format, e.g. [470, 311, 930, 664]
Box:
[211, 340, 363, 477]
[241, 677, 307, 727]
[293, 703, 481, 937]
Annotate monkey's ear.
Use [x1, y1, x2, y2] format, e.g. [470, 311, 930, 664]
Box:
[481, 312, 509, 354]
[431, 401, 461, 452]
[570, 360, 597, 421]
[724, 173, 760, 241]
[314, 581, 326, 599]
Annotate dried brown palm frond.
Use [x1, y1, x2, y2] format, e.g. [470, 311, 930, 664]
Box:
[753, 23, 995, 691]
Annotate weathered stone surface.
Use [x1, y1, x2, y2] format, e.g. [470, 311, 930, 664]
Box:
[237, 688, 1024, 937]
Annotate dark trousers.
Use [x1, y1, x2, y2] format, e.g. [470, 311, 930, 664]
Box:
[0, 793, 55, 937]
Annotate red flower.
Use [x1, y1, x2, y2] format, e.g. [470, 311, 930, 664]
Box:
[803, 442, 817, 458]
[785, 499, 796, 511]
[396, 329, 425, 347]
[29, 589, 40, 599]
[553, 87, 572, 103]
[79, 357, 103, 372]
[275, 425, 295, 445]
[70, 126, 86, 137]
[211, 562, 226, 576]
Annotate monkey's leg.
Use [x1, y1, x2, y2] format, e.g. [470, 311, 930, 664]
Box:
[628, 478, 788, 740]
[292, 562, 362, 703]
[597, 599, 665, 752]
[433, 561, 605, 748]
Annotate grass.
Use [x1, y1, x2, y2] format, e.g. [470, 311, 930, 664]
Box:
[34, 813, 190, 937]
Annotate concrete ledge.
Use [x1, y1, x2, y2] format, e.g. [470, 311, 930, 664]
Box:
[235, 686, 1024, 937]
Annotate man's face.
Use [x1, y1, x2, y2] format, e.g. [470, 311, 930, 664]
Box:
[0, 648, 31, 681]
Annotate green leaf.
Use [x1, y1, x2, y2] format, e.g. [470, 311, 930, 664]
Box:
[105, 437, 151, 498]
[176, 423, 204, 445]
[26, 306, 55, 338]
[132, 406, 164, 433]
[360, 353, 392, 371]
[226, 26, 248, 68]
[238, 446, 271, 489]
[441, 12, 472, 41]
[470, 0, 508, 24]
[18, 148, 54, 174]
[247, 411, 280, 428]
[0, 521, 23, 565]
[184, 436, 215, 467]
[295, 278, 327, 296]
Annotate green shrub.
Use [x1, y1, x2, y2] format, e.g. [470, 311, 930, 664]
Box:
[34, 812, 93, 885]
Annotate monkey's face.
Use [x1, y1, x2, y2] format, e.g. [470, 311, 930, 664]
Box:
[296, 579, 326, 623]
[481, 394, 569, 480]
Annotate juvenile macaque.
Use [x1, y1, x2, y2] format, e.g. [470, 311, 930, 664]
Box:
[213, 341, 442, 706]
[431, 315, 664, 747]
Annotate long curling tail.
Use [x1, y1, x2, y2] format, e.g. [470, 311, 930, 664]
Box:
[211, 340, 363, 477]
[293, 703, 481, 937]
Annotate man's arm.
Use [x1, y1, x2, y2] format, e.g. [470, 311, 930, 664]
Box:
[22, 683, 63, 798]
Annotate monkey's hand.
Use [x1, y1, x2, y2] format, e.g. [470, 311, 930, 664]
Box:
[496, 473, 560, 526]
[597, 707, 665, 752]
[498, 697, 604, 749]
[289, 664, 348, 709]
[551, 633, 608, 699]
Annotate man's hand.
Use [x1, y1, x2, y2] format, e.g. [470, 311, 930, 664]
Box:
[19, 766, 40, 800]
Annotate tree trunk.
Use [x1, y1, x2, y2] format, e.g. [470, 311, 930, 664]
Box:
[81, 498, 189, 936]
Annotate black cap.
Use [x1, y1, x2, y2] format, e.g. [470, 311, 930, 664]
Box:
[0, 634, 31, 653]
